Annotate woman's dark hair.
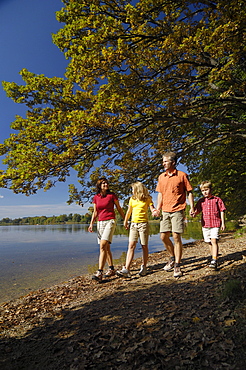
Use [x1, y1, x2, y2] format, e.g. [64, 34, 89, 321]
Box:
[96, 177, 110, 194]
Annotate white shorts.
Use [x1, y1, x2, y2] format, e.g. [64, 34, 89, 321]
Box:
[202, 227, 220, 243]
[97, 219, 116, 244]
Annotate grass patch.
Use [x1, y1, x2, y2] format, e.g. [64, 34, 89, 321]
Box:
[226, 220, 240, 232]
[221, 278, 244, 301]
[234, 225, 246, 238]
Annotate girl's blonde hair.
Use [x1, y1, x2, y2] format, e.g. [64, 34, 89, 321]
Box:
[131, 181, 151, 201]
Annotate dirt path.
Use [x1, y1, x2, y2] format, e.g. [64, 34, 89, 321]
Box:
[1, 232, 246, 369]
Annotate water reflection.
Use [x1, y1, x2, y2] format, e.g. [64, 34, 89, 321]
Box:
[111, 221, 202, 240]
[0, 221, 202, 238]
[0, 222, 202, 304]
[183, 221, 203, 240]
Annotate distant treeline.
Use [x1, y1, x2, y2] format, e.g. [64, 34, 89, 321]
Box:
[0, 213, 92, 225]
[0, 208, 194, 226]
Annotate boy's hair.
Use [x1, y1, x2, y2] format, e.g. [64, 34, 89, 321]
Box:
[96, 177, 110, 194]
[131, 181, 150, 201]
[162, 151, 177, 164]
[200, 180, 212, 190]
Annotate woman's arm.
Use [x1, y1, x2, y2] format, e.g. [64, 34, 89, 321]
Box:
[88, 204, 97, 232]
[114, 199, 125, 220]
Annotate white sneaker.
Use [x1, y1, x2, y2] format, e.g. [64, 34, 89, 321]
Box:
[92, 270, 103, 281]
[173, 264, 183, 278]
[116, 268, 131, 278]
[163, 259, 175, 271]
[104, 269, 116, 278]
[139, 265, 147, 276]
[209, 259, 218, 269]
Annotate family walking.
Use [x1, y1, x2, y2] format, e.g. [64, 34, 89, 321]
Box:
[88, 152, 226, 281]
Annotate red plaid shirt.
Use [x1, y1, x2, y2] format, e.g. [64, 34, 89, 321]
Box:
[195, 195, 226, 228]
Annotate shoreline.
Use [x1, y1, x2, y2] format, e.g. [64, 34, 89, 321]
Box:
[0, 231, 242, 309]
[0, 232, 236, 308]
[1, 232, 246, 369]
[0, 230, 198, 305]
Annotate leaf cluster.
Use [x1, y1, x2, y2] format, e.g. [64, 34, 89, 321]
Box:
[1, 0, 246, 216]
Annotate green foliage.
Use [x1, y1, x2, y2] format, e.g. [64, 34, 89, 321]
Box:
[184, 60, 246, 206]
[234, 225, 246, 238]
[220, 279, 244, 301]
[0, 0, 246, 218]
[188, 136, 246, 218]
[225, 220, 240, 231]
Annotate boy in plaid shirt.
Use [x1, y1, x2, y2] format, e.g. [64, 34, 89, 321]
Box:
[193, 181, 226, 269]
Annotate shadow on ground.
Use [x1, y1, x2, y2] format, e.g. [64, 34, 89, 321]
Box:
[1, 247, 246, 370]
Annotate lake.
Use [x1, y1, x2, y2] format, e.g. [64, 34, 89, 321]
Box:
[0, 222, 202, 304]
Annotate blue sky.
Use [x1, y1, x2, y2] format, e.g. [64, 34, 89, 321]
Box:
[0, 0, 90, 218]
[0, 0, 188, 219]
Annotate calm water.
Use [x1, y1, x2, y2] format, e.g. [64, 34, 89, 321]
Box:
[0, 222, 202, 304]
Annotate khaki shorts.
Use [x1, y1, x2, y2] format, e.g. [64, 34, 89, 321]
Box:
[160, 210, 184, 234]
[129, 222, 149, 245]
[97, 219, 116, 244]
[202, 227, 220, 242]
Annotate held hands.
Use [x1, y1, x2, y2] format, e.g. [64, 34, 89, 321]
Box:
[124, 220, 130, 230]
[189, 209, 196, 218]
[152, 209, 160, 218]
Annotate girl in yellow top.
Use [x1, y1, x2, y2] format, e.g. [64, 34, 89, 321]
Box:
[117, 182, 156, 278]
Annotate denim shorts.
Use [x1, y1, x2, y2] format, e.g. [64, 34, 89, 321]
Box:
[129, 222, 149, 245]
[97, 219, 116, 244]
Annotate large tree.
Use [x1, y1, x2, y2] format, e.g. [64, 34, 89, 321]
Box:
[0, 0, 245, 216]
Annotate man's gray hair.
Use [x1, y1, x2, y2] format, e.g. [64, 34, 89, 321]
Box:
[162, 151, 177, 164]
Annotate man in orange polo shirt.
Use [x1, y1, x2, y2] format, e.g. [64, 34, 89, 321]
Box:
[155, 152, 194, 277]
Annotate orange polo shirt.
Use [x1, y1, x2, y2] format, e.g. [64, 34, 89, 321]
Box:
[156, 169, 193, 212]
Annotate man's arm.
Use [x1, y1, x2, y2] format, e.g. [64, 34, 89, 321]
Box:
[187, 191, 195, 216]
[153, 192, 163, 217]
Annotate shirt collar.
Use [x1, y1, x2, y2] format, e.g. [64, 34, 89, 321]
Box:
[164, 168, 177, 177]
